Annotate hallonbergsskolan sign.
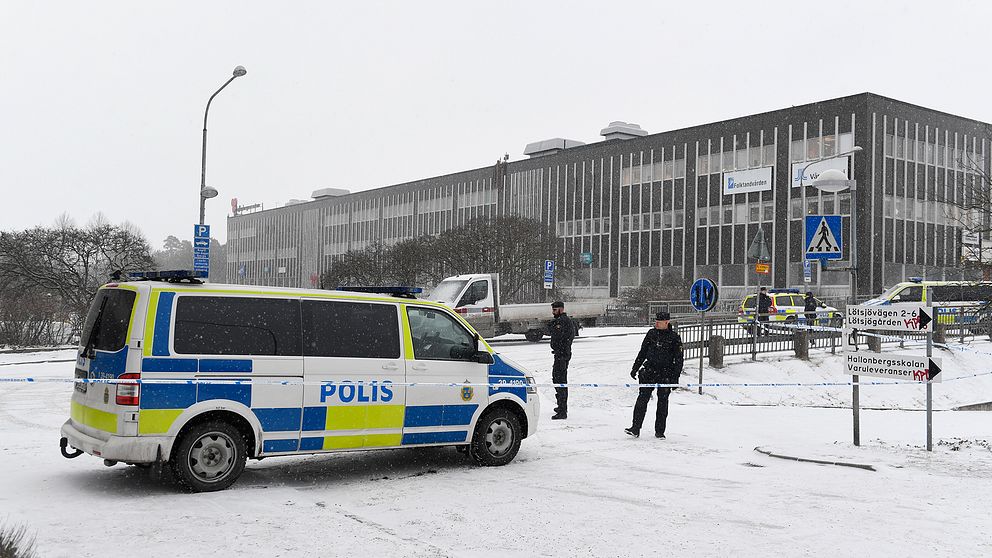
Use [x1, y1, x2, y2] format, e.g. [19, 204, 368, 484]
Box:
[722, 166, 773, 195]
[845, 353, 943, 383]
[845, 303, 933, 332]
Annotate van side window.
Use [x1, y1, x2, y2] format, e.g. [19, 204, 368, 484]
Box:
[302, 300, 399, 359]
[406, 307, 475, 361]
[174, 297, 302, 356]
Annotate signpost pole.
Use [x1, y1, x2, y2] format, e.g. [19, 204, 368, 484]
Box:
[926, 327, 933, 452]
[853, 370, 861, 447]
[698, 310, 705, 395]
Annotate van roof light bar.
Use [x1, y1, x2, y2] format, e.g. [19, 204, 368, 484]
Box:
[337, 286, 422, 299]
[128, 270, 207, 284]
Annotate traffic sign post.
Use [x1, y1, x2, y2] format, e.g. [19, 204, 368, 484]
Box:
[843, 302, 941, 451]
[803, 259, 812, 283]
[804, 215, 843, 261]
[690, 278, 719, 395]
[844, 353, 942, 382]
[746, 228, 771, 362]
[193, 224, 211, 276]
[543, 260, 554, 290]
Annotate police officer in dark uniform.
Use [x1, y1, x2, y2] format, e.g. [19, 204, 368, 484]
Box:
[549, 301, 575, 420]
[756, 287, 772, 337]
[625, 311, 683, 438]
[803, 291, 824, 346]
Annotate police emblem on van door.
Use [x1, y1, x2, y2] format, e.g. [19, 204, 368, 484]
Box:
[461, 386, 474, 402]
[103, 387, 109, 404]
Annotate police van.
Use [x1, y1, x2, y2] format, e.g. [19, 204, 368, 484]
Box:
[862, 278, 992, 324]
[60, 271, 539, 492]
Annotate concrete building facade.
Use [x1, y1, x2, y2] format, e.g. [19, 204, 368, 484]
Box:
[226, 93, 990, 299]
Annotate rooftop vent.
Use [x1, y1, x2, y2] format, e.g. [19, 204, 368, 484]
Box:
[599, 121, 648, 141]
[284, 199, 308, 207]
[312, 187, 350, 199]
[523, 138, 586, 158]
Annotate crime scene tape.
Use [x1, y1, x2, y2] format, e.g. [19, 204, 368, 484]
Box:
[3, 321, 992, 386]
[0, 377, 970, 388]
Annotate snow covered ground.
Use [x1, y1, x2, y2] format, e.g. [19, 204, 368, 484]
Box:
[1, 329, 991, 557]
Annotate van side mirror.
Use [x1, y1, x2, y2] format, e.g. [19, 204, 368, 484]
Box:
[473, 334, 493, 364]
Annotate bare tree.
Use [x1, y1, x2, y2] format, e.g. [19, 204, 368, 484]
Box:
[318, 216, 569, 303]
[944, 140, 992, 279]
[0, 218, 154, 338]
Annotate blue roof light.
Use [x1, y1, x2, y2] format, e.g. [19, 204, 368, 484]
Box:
[908, 277, 924, 283]
[128, 270, 207, 281]
[337, 286, 423, 297]
[769, 288, 801, 293]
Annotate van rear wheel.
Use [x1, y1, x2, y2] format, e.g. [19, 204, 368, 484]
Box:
[469, 408, 521, 466]
[171, 421, 247, 492]
[524, 330, 544, 342]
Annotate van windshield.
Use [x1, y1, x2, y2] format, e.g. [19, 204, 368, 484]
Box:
[429, 279, 468, 304]
[79, 289, 135, 353]
[879, 284, 906, 299]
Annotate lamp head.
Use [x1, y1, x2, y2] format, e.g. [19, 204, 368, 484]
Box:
[233, 66, 247, 77]
[812, 168, 852, 193]
[201, 185, 219, 199]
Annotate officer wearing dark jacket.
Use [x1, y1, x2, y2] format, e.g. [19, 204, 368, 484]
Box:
[625, 312, 683, 438]
[756, 287, 772, 336]
[549, 301, 575, 420]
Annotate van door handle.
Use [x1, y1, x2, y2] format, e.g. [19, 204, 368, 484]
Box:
[411, 363, 428, 371]
[381, 362, 398, 370]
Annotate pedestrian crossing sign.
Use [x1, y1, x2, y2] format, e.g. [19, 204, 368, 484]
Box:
[804, 215, 843, 261]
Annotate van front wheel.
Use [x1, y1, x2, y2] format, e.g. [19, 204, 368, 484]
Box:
[171, 421, 247, 492]
[470, 408, 522, 466]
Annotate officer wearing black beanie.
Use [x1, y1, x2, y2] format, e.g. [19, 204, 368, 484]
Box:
[625, 311, 683, 438]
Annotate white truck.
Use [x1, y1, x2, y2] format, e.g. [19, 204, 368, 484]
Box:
[427, 273, 608, 342]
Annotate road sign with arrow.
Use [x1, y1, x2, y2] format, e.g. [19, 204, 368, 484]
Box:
[846, 303, 933, 332]
[845, 353, 942, 383]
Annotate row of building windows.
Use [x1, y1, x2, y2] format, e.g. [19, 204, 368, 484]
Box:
[620, 157, 687, 185]
[622, 210, 687, 232]
[789, 132, 855, 163]
[697, 144, 776, 175]
[787, 193, 852, 219]
[883, 133, 986, 170]
[698, 201, 776, 227]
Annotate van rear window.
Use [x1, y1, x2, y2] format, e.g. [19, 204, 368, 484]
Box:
[174, 297, 301, 356]
[80, 289, 136, 352]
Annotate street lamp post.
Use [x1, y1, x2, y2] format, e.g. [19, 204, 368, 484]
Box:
[796, 146, 863, 301]
[804, 149, 862, 448]
[199, 65, 247, 225]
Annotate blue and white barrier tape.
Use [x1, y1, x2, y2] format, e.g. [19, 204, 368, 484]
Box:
[0, 377, 967, 388]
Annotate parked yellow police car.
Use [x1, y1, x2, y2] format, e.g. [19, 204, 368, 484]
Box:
[60, 271, 538, 492]
[737, 289, 841, 329]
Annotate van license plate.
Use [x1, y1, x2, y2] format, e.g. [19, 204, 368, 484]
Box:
[74, 368, 87, 393]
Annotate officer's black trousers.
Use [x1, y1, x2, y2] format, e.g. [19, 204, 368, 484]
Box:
[552, 354, 570, 414]
[631, 375, 671, 435]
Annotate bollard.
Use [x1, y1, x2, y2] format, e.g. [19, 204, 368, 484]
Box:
[709, 335, 725, 369]
[794, 330, 809, 360]
[934, 323, 946, 344]
[867, 330, 882, 352]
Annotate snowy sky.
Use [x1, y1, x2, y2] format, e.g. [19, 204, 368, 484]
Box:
[2, 0, 991, 246]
